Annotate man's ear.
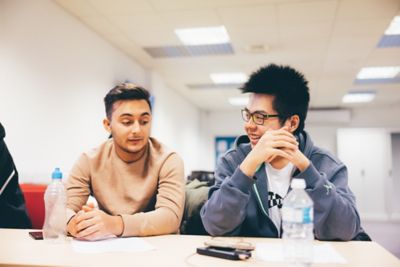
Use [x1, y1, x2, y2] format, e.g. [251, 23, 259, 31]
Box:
[103, 118, 111, 133]
[285, 115, 300, 133]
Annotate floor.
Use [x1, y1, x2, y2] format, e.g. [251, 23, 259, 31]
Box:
[362, 220, 400, 259]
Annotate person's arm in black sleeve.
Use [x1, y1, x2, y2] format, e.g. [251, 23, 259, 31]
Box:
[0, 122, 32, 229]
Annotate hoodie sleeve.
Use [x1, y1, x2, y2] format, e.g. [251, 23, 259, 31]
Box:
[297, 156, 361, 241]
[200, 152, 255, 236]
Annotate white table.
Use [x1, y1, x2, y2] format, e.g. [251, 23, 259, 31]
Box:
[0, 229, 399, 267]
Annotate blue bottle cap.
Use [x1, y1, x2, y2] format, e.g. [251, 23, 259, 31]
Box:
[51, 168, 63, 179]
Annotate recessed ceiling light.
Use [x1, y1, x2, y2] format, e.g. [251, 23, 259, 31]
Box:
[228, 96, 249, 106]
[210, 73, 248, 84]
[175, 26, 230, 46]
[385, 16, 400, 35]
[342, 91, 376, 103]
[356, 66, 400, 79]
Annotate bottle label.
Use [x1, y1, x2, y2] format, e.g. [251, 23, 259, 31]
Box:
[302, 207, 313, 224]
[282, 206, 313, 224]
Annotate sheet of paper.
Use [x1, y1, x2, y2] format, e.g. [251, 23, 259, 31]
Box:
[256, 243, 347, 264]
[71, 237, 155, 254]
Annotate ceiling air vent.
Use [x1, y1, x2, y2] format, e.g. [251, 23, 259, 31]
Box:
[354, 77, 400, 84]
[377, 35, 400, 48]
[186, 83, 242, 89]
[143, 43, 234, 58]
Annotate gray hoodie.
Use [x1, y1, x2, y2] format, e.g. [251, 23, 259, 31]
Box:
[200, 131, 363, 241]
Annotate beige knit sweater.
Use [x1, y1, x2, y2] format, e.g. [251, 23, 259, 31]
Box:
[66, 137, 185, 237]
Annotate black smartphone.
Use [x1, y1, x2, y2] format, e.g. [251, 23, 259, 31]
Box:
[197, 247, 251, 261]
[29, 231, 43, 240]
[204, 239, 255, 251]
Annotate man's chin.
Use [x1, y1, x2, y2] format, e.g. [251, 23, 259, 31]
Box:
[249, 139, 259, 148]
[123, 143, 146, 154]
[126, 146, 144, 153]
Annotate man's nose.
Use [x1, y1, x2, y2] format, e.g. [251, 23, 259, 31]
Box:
[131, 121, 140, 133]
[244, 118, 257, 129]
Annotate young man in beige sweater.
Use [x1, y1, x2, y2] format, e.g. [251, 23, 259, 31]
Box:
[66, 83, 185, 240]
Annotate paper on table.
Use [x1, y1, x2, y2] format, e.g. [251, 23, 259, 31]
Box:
[256, 243, 347, 264]
[71, 237, 155, 254]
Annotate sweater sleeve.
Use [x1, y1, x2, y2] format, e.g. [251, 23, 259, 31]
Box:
[66, 154, 91, 221]
[298, 161, 361, 241]
[119, 153, 185, 237]
[200, 154, 255, 236]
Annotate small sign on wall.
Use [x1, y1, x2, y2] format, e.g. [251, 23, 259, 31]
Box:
[215, 136, 237, 165]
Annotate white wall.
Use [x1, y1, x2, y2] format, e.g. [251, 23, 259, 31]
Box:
[0, 0, 200, 183]
[305, 126, 338, 154]
[337, 128, 392, 220]
[389, 133, 400, 220]
[151, 73, 201, 176]
[199, 110, 245, 171]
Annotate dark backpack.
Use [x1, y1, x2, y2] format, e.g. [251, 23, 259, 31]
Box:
[180, 171, 215, 235]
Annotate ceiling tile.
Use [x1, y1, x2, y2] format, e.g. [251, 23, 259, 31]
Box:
[87, 0, 154, 16]
[227, 25, 279, 50]
[278, 0, 338, 25]
[336, 0, 400, 20]
[80, 17, 121, 36]
[149, 0, 282, 11]
[159, 9, 221, 28]
[365, 48, 400, 66]
[55, 0, 100, 17]
[325, 36, 380, 61]
[108, 14, 169, 34]
[332, 19, 392, 38]
[279, 21, 332, 50]
[124, 29, 179, 46]
[218, 4, 277, 27]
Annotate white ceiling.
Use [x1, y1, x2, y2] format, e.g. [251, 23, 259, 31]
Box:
[55, 0, 400, 111]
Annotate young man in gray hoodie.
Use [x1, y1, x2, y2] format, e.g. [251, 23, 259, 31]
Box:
[201, 64, 367, 241]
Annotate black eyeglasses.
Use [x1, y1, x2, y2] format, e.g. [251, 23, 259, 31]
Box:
[241, 109, 279, 125]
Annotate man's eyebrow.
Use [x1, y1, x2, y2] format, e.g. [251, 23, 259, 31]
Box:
[119, 112, 151, 117]
[245, 108, 268, 114]
[119, 113, 133, 117]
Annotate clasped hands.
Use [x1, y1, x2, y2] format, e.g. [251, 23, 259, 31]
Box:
[67, 203, 124, 241]
[241, 126, 310, 177]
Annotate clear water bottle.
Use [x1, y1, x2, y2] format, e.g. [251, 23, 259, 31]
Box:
[42, 168, 66, 243]
[282, 178, 314, 267]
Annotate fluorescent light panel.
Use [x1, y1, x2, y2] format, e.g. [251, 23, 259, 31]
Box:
[356, 66, 400, 79]
[175, 26, 230, 46]
[342, 92, 375, 103]
[385, 16, 400, 35]
[228, 96, 249, 106]
[210, 73, 248, 84]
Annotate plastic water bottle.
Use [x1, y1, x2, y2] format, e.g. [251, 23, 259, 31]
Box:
[42, 168, 66, 243]
[282, 178, 314, 267]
